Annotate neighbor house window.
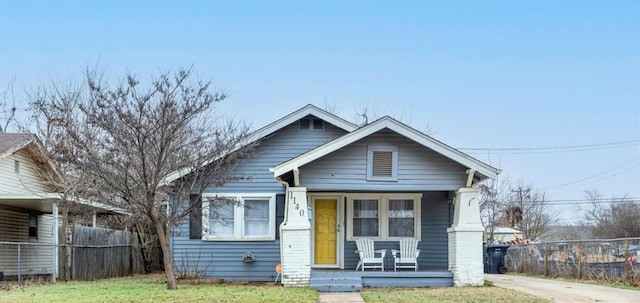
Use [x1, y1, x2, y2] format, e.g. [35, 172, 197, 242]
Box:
[28, 214, 38, 238]
[367, 145, 398, 181]
[347, 194, 421, 240]
[299, 118, 325, 131]
[202, 193, 276, 241]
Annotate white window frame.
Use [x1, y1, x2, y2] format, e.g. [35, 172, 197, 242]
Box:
[366, 145, 398, 181]
[202, 193, 276, 241]
[346, 193, 422, 241]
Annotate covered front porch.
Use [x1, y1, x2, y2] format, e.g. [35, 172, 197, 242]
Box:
[310, 269, 453, 292]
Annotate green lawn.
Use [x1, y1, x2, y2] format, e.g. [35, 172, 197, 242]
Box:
[0, 274, 551, 303]
[0, 275, 317, 303]
[361, 287, 551, 303]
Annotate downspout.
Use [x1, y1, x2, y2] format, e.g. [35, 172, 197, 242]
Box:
[272, 172, 290, 267]
[274, 175, 290, 228]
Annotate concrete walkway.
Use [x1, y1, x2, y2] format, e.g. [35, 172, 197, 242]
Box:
[485, 274, 640, 303]
[318, 292, 365, 303]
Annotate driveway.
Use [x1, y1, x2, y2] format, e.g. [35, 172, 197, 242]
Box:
[485, 274, 640, 303]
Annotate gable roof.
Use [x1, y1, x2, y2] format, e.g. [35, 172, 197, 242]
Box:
[0, 133, 62, 180]
[271, 116, 501, 180]
[0, 133, 34, 160]
[161, 104, 358, 184]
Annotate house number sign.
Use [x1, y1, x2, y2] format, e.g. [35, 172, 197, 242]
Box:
[289, 192, 305, 217]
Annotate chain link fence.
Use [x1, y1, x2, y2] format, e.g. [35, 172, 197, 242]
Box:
[505, 238, 640, 285]
[0, 241, 145, 283]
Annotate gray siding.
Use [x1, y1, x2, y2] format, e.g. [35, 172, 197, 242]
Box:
[206, 121, 348, 194]
[171, 119, 347, 281]
[343, 191, 451, 270]
[300, 129, 468, 191]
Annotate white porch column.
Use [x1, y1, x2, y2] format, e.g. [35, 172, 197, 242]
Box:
[52, 203, 58, 282]
[447, 187, 484, 286]
[280, 187, 311, 287]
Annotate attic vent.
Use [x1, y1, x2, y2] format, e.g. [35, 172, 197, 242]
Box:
[299, 118, 324, 131]
[372, 151, 393, 176]
[367, 145, 398, 181]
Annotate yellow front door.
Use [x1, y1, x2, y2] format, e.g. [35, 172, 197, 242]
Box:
[314, 199, 337, 265]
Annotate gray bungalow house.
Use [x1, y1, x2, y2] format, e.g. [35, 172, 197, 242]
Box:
[168, 105, 499, 289]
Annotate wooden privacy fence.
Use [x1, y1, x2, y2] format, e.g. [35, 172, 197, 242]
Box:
[60, 225, 145, 281]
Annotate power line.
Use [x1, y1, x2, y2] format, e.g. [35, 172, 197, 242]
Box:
[458, 139, 640, 154]
[509, 198, 640, 205]
[544, 157, 640, 190]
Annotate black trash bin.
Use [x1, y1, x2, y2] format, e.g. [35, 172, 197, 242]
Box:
[486, 244, 509, 274]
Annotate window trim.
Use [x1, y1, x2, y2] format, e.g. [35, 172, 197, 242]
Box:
[366, 145, 398, 181]
[201, 193, 276, 241]
[346, 193, 421, 241]
[28, 213, 38, 239]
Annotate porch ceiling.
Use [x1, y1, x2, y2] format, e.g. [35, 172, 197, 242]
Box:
[0, 194, 55, 213]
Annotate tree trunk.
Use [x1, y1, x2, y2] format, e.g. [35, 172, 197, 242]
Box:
[153, 218, 177, 290]
[60, 206, 70, 281]
[133, 223, 153, 273]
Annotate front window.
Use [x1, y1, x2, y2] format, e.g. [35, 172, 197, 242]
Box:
[244, 199, 270, 237]
[209, 198, 235, 237]
[353, 199, 379, 237]
[203, 194, 276, 241]
[347, 194, 421, 240]
[388, 199, 414, 237]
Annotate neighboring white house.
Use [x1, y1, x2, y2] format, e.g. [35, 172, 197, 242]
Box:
[0, 133, 127, 281]
[486, 227, 522, 243]
[0, 133, 61, 280]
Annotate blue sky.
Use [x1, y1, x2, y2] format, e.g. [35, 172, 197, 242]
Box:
[1, 1, 639, 223]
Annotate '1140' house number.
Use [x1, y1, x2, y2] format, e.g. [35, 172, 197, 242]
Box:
[289, 192, 305, 217]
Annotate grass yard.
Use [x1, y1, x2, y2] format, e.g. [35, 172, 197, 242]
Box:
[0, 274, 318, 303]
[361, 286, 552, 303]
[0, 274, 552, 303]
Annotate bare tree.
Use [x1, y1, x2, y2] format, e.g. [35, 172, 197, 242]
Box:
[582, 189, 640, 238]
[479, 181, 557, 242]
[27, 80, 113, 280]
[505, 185, 557, 241]
[29, 67, 252, 289]
[478, 179, 509, 242]
[0, 81, 18, 133]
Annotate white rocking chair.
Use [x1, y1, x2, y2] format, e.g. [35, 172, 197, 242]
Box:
[391, 238, 420, 271]
[355, 238, 386, 271]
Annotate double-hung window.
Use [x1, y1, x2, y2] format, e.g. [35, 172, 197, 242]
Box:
[347, 194, 421, 240]
[202, 193, 276, 241]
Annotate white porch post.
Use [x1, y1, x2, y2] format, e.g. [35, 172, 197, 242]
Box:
[52, 203, 58, 282]
[447, 187, 484, 286]
[280, 187, 311, 287]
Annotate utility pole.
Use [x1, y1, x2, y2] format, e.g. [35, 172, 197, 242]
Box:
[509, 187, 529, 228]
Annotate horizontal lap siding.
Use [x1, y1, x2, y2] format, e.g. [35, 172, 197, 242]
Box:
[172, 120, 346, 281]
[0, 208, 54, 276]
[206, 121, 347, 194]
[300, 129, 468, 191]
[0, 151, 51, 195]
[343, 192, 451, 270]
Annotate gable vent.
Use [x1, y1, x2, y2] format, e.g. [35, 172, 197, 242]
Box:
[372, 151, 393, 177]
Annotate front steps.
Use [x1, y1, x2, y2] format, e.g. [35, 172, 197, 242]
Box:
[310, 269, 453, 292]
